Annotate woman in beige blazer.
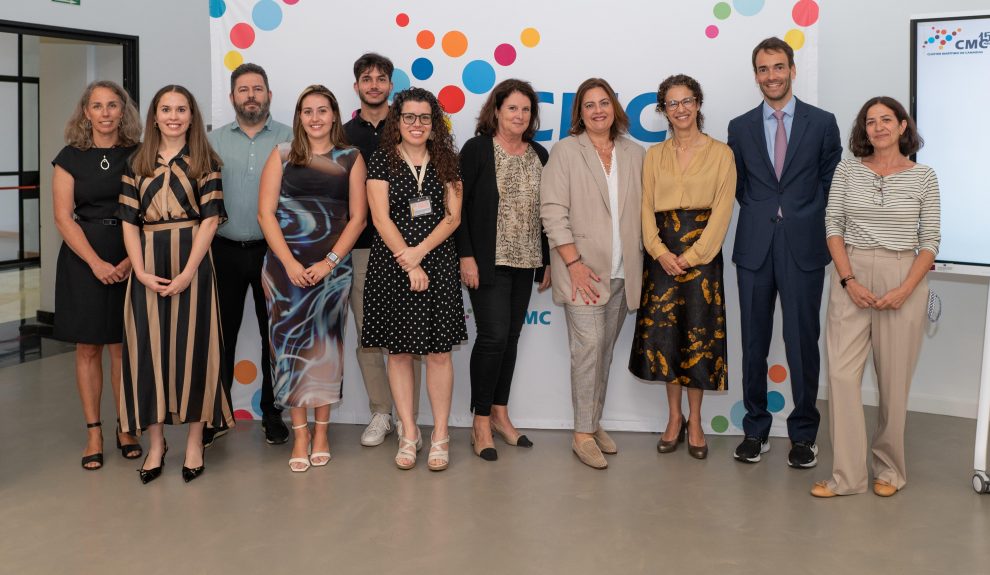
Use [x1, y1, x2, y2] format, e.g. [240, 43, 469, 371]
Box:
[540, 77, 645, 469]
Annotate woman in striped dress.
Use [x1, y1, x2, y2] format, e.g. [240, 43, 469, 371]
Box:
[811, 96, 940, 499]
[118, 85, 233, 484]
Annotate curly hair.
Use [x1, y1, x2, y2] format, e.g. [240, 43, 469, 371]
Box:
[64, 80, 141, 150]
[656, 74, 705, 131]
[288, 85, 348, 166]
[848, 96, 923, 158]
[474, 78, 541, 141]
[568, 78, 629, 139]
[379, 87, 460, 186]
[130, 85, 221, 179]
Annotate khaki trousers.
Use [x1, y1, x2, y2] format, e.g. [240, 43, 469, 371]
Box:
[564, 279, 628, 433]
[350, 248, 421, 418]
[825, 246, 927, 494]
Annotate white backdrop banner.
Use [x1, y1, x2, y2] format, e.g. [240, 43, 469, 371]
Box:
[207, 0, 822, 435]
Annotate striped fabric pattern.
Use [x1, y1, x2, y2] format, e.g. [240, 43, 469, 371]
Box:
[118, 152, 232, 434]
[825, 158, 941, 255]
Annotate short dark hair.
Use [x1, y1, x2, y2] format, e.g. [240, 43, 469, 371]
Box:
[474, 78, 541, 141]
[849, 96, 923, 158]
[751, 37, 794, 71]
[569, 77, 629, 139]
[656, 74, 705, 131]
[353, 53, 394, 81]
[230, 63, 270, 93]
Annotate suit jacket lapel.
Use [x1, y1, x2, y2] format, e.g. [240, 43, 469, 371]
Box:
[781, 98, 809, 178]
[577, 132, 610, 213]
[614, 137, 633, 219]
[748, 105, 776, 179]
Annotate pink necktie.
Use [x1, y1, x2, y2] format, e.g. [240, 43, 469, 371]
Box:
[773, 110, 787, 181]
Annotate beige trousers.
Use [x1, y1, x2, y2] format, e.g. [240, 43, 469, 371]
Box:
[825, 246, 928, 494]
[349, 248, 421, 418]
[563, 279, 628, 433]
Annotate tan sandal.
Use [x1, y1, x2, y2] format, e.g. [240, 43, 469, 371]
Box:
[288, 422, 311, 473]
[395, 426, 421, 470]
[428, 433, 450, 472]
[309, 420, 331, 467]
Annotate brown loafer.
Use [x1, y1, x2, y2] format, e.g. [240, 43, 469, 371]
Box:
[810, 480, 838, 498]
[873, 479, 898, 497]
[572, 437, 608, 469]
[593, 428, 617, 455]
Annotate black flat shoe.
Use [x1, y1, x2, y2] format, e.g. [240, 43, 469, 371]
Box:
[81, 421, 104, 471]
[182, 448, 206, 483]
[116, 420, 143, 460]
[657, 417, 687, 454]
[138, 442, 168, 484]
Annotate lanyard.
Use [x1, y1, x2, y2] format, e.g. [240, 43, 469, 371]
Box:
[398, 145, 430, 193]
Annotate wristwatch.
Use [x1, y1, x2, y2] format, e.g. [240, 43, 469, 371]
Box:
[840, 274, 855, 289]
[325, 251, 340, 267]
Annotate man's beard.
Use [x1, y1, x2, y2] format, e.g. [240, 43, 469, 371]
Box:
[235, 99, 270, 123]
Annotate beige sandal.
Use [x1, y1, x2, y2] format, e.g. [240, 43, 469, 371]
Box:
[395, 426, 422, 470]
[309, 420, 331, 467]
[428, 433, 450, 472]
[289, 422, 311, 473]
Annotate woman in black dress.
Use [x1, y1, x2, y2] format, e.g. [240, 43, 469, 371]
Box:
[362, 87, 465, 471]
[52, 80, 143, 470]
[457, 79, 550, 461]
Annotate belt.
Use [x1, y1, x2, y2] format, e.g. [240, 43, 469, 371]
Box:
[215, 235, 267, 248]
[76, 216, 119, 226]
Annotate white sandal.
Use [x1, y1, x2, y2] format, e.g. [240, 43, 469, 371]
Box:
[309, 420, 331, 467]
[395, 426, 422, 470]
[288, 422, 311, 473]
[428, 433, 450, 472]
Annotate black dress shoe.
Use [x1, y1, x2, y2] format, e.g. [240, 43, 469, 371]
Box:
[81, 421, 104, 471]
[262, 412, 289, 445]
[138, 443, 168, 484]
[182, 448, 206, 483]
[202, 425, 229, 449]
[116, 420, 143, 460]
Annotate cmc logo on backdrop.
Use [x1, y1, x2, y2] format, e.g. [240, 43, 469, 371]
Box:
[525, 310, 551, 326]
[392, 12, 665, 143]
[922, 26, 990, 53]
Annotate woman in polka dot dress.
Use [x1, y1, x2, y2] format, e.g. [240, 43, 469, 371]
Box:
[362, 87, 466, 472]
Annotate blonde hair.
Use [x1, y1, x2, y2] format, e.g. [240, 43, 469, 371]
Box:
[64, 80, 141, 149]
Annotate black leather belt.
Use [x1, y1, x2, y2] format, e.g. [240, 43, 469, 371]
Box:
[76, 216, 119, 226]
[215, 235, 267, 248]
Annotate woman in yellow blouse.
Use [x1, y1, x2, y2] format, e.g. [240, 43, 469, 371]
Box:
[628, 75, 736, 459]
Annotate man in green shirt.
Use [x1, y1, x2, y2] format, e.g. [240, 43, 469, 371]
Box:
[206, 63, 292, 446]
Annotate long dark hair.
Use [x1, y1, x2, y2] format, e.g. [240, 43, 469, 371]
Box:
[131, 85, 220, 178]
[379, 87, 460, 186]
[288, 85, 348, 166]
[474, 78, 540, 141]
[849, 96, 923, 158]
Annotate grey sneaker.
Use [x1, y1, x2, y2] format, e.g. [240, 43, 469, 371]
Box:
[360, 412, 394, 447]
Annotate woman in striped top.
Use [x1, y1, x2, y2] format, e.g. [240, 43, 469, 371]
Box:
[811, 96, 940, 499]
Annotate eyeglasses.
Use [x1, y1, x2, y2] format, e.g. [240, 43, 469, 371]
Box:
[873, 174, 884, 206]
[663, 97, 698, 111]
[400, 113, 433, 126]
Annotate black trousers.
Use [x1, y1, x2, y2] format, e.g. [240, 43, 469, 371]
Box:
[467, 266, 534, 416]
[211, 236, 279, 417]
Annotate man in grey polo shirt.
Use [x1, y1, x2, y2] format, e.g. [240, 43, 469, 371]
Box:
[206, 63, 292, 446]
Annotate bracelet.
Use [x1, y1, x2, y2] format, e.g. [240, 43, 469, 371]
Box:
[840, 274, 855, 289]
[565, 255, 582, 268]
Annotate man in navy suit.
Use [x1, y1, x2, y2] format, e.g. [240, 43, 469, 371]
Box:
[727, 37, 841, 467]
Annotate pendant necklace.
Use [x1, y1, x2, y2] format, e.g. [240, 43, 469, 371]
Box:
[100, 154, 110, 171]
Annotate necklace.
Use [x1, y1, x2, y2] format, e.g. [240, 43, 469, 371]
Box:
[100, 154, 110, 171]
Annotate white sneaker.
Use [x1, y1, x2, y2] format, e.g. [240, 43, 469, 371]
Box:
[361, 412, 394, 447]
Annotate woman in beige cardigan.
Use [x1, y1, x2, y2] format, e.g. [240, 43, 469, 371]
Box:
[540, 78, 645, 469]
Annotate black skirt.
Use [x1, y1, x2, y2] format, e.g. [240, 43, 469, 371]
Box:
[53, 220, 127, 344]
[629, 209, 727, 390]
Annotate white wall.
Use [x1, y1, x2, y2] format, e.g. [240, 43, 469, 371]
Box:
[5, 0, 988, 418]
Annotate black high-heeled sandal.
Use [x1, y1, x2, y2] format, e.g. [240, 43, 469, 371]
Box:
[182, 447, 206, 483]
[116, 420, 143, 460]
[138, 442, 168, 484]
[81, 421, 104, 471]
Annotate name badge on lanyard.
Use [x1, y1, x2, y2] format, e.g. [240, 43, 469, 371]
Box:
[399, 146, 433, 218]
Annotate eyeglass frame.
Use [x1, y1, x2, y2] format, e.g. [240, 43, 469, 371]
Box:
[661, 96, 699, 111]
[400, 113, 433, 126]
